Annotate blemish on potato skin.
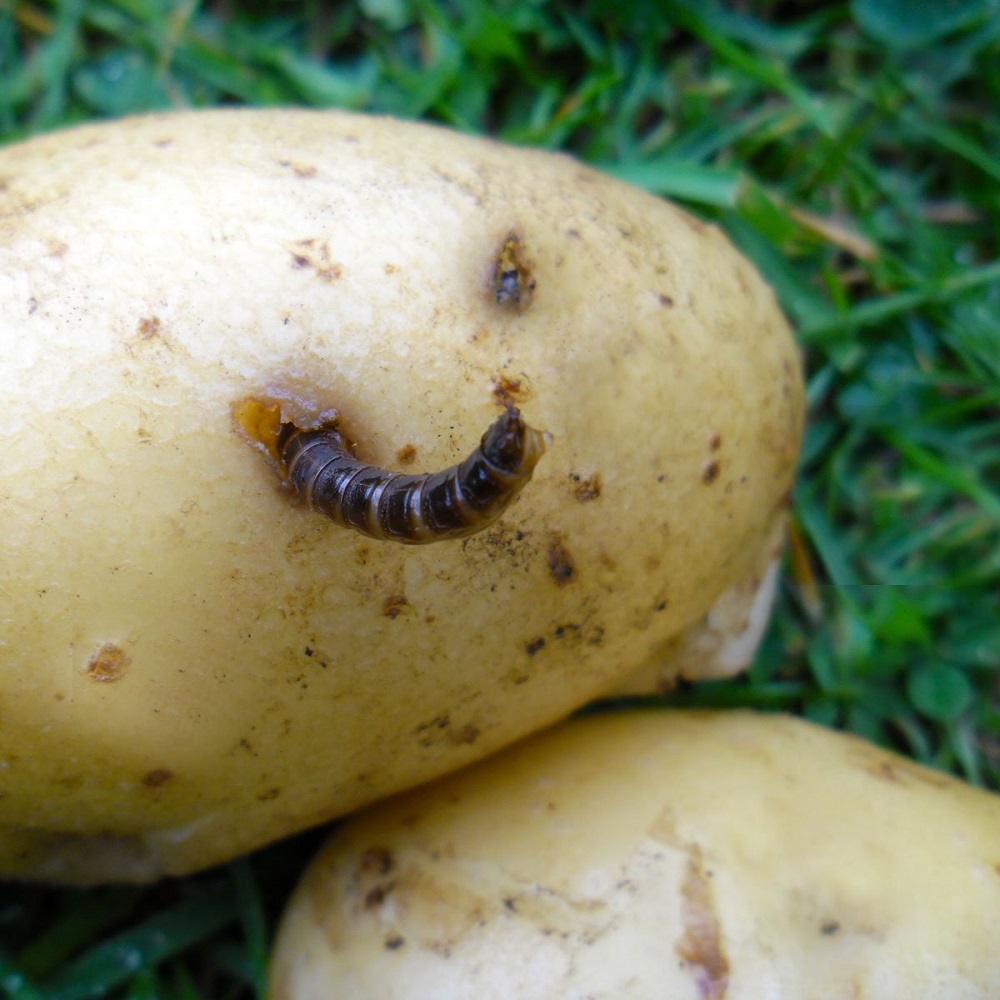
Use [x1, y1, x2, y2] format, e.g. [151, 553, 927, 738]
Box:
[136, 316, 162, 339]
[677, 845, 729, 997]
[701, 460, 721, 485]
[256, 787, 281, 802]
[141, 768, 174, 789]
[570, 472, 602, 502]
[384, 935, 406, 950]
[525, 636, 546, 656]
[450, 723, 481, 746]
[365, 883, 395, 908]
[411, 713, 480, 749]
[547, 534, 577, 586]
[382, 594, 409, 618]
[86, 642, 130, 682]
[360, 846, 395, 875]
[288, 238, 342, 281]
[491, 373, 529, 406]
[276, 159, 318, 178]
[551, 619, 605, 649]
[860, 756, 950, 788]
[396, 443, 418, 465]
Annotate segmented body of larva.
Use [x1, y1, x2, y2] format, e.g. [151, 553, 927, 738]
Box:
[278, 407, 547, 543]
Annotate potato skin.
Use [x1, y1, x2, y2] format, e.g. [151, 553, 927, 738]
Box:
[0, 110, 803, 881]
[270, 711, 1000, 1000]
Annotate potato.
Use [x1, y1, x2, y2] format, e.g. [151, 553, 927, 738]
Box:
[0, 109, 803, 882]
[270, 711, 1000, 1000]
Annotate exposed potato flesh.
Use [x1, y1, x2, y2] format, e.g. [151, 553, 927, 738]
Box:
[0, 110, 803, 881]
[271, 711, 1000, 1000]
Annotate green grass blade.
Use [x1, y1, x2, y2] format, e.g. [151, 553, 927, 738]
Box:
[41, 885, 238, 1000]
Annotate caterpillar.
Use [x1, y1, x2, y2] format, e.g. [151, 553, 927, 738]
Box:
[277, 406, 548, 544]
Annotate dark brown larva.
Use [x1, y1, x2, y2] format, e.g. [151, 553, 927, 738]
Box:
[278, 406, 547, 544]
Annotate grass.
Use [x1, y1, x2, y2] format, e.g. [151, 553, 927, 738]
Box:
[1, 0, 999, 996]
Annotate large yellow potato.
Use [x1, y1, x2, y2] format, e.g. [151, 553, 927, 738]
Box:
[0, 110, 802, 881]
[270, 711, 1000, 1000]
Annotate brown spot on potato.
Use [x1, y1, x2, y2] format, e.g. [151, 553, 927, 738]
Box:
[525, 636, 546, 656]
[365, 883, 395, 908]
[382, 593, 409, 618]
[547, 534, 578, 586]
[257, 787, 281, 801]
[136, 316, 162, 339]
[491, 373, 529, 406]
[86, 642, 130, 682]
[277, 159, 318, 178]
[709, 431, 722, 451]
[450, 723, 481, 746]
[701, 460, 721, 485]
[415, 713, 454, 748]
[570, 472, 602, 502]
[860, 756, 950, 788]
[396, 443, 418, 465]
[288, 238, 342, 281]
[141, 768, 174, 789]
[551, 620, 606, 649]
[384, 935, 405, 950]
[820, 920, 841, 936]
[657, 293, 675, 307]
[360, 846, 395, 876]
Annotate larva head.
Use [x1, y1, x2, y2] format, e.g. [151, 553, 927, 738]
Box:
[481, 406, 547, 476]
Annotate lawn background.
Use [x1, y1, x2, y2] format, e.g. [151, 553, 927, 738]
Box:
[1, 0, 998, 996]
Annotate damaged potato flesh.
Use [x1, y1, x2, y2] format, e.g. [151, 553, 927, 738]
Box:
[0, 109, 803, 881]
[270, 711, 1000, 1000]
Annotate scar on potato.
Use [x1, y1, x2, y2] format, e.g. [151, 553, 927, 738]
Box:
[86, 642, 130, 682]
[141, 768, 175, 789]
[677, 845, 730, 997]
[494, 233, 535, 306]
[569, 472, 602, 501]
